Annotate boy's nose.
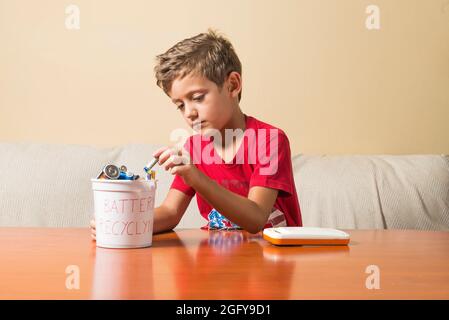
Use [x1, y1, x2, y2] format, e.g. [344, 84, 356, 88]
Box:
[184, 103, 198, 121]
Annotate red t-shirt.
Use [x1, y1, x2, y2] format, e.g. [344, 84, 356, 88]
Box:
[170, 114, 302, 230]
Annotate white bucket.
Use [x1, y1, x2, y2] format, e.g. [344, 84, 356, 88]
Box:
[91, 178, 156, 249]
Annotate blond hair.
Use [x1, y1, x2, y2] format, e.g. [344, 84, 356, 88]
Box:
[154, 29, 242, 101]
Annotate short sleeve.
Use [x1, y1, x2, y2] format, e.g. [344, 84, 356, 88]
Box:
[170, 174, 196, 197]
[249, 130, 294, 196]
[169, 135, 196, 197]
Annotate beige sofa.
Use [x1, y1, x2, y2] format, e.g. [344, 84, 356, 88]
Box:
[1, 143, 448, 230]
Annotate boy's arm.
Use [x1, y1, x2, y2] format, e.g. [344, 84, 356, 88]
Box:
[154, 146, 278, 234]
[191, 172, 278, 234]
[153, 188, 193, 234]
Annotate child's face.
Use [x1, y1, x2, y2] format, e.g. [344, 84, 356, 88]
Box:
[169, 73, 236, 136]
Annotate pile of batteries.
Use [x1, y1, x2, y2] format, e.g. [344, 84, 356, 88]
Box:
[96, 160, 157, 181]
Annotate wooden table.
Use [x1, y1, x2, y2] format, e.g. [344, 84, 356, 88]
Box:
[0, 228, 448, 299]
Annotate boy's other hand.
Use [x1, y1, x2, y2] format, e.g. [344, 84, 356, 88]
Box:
[152, 146, 202, 187]
[90, 219, 96, 241]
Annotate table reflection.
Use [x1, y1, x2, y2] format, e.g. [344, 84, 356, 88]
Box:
[91, 247, 154, 299]
[90, 229, 351, 299]
[171, 230, 296, 299]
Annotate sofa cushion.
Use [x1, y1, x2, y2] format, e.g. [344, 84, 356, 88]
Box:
[0, 143, 203, 228]
[0, 143, 115, 227]
[293, 154, 449, 230]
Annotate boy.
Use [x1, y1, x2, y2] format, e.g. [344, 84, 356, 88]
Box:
[91, 30, 302, 238]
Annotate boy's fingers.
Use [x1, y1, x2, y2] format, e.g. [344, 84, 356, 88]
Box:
[170, 164, 188, 176]
[158, 148, 175, 166]
[163, 155, 178, 171]
[180, 152, 191, 165]
[152, 146, 170, 158]
[170, 166, 178, 175]
[176, 147, 191, 163]
[152, 147, 166, 157]
[163, 155, 189, 171]
[90, 219, 96, 241]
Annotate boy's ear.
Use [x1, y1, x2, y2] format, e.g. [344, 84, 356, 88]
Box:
[227, 71, 242, 98]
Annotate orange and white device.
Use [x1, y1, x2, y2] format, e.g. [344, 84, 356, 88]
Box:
[263, 227, 350, 246]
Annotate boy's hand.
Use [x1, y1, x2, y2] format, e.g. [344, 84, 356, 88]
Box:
[152, 146, 202, 187]
[90, 219, 96, 241]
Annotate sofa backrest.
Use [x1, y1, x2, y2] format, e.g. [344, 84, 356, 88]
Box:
[293, 154, 449, 231]
[1, 143, 448, 230]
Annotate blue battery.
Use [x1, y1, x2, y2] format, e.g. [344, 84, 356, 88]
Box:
[118, 171, 134, 180]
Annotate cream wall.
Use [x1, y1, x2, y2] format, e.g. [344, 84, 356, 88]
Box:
[0, 0, 448, 155]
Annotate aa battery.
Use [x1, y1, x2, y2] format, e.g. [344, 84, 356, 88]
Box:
[145, 170, 156, 180]
[144, 157, 159, 173]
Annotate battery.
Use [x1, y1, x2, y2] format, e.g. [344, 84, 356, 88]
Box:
[97, 164, 120, 179]
[118, 171, 135, 180]
[144, 157, 158, 173]
[145, 170, 156, 180]
[125, 172, 134, 180]
[96, 171, 106, 179]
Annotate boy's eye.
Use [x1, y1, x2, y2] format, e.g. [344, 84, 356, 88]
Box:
[193, 94, 204, 102]
[176, 104, 184, 110]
